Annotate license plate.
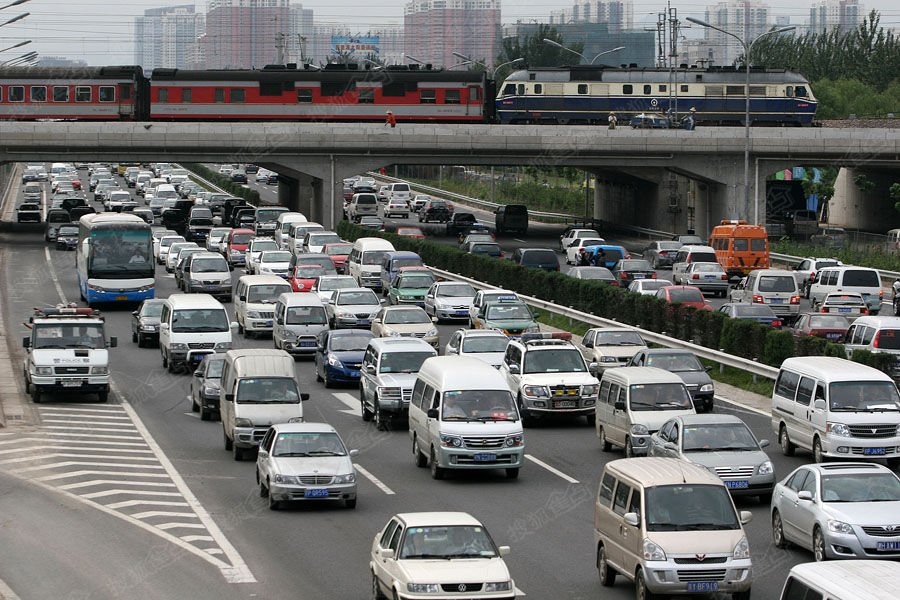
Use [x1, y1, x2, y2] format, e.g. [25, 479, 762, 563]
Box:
[725, 480, 750, 489]
[770, 298, 784, 304]
[264, 320, 273, 328]
[190, 354, 205, 363]
[61, 381, 82, 388]
[864, 447, 886, 455]
[455, 310, 468, 316]
[555, 400, 577, 408]
[358, 320, 370, 326]
[838, 307, 851, 313]
[304, 488, 329, 498]
[687, 582, 719, 593]
[473, 453, 496, 462]
[116, 295, 129, 301]
[877, 541, 900, 550]
[826, 332, 842, 340]
[633, 273, 645, 279]
[299, 341, 316, 347]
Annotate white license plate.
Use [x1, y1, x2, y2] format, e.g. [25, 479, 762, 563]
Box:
[61, 381, 83, 388]
[633, 273, 645, 279]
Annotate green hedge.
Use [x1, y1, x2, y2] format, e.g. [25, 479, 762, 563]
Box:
[182, 163, 263, 205]
[336, 221, 899, 377]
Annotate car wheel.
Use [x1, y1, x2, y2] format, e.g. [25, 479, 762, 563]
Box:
[413, 436, 428, 468]
[772, 510, 788, 549]
[191, 396, 199, 412]
[732, 589, 752, 600]
[237, 320, 244, 334]
[200, 407, 212, 421]
[887, 458, 900, 471]
[223, 428, 233, 451]
[597, 545, 616, 586]
[374, 399, 390, 432]
[625, 436, 635, 458]
[315, 360, 323, 382]
[780, 425, 795, 457]
[267, 480, 280, 510]
[598, 427, 612, 452]
[635, 568, 656, 600]
[360, 387, 373, 422]
[233, 444, 244, 461]
[813, 436, 826, 463]
[31, 386, 42, 404]
[161, 351, 168, 369]
[322, 368, 333, 389]
[813, 526, 827, 562]
[518, 395, 534, 428]
[258, 474, 268, 498]
[132, 331, 138, 343]
[345, 498, 357, 509]
[430, 447, 445, 480]
[371, 572, 386, 600]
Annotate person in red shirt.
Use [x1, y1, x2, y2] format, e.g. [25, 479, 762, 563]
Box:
[385, 110, 397, 128]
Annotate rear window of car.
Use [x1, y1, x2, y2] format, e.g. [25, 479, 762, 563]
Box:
[392, 184, 409, 192]
[688, 252, 717, 263]
[603, 249, 624, 263]
[842, 269, 879, 287]
[758, 276, 795, 292]
[668, 288, 703, 302]
[504, 205, 528, 216]
[356, 195, 377, 205]
[521, 250, 556, 265]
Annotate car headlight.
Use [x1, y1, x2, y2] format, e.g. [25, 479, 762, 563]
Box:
[523, 385, 549, 398]
[407, 583, 441, 594]
[273, 474, 300, 485]
[91, 366, 108, 375]
[505, 434, 524, 447]
[333, 473, 356, 484]
[189, 278, 203, 286]
[336, 311, 353, 319]
[599, 356, 617, 363]
[758, 461, 774, 475]
[233, 417, 252, 427]
[327, 354, 344, 368]
[732, 536, 751, 559]
[826, 422, 850, 437]
[169, 343, 188, 351]
[35, 366, 53, 376]
[426, 328, 438, 337]
[827, 519, 853, 535]
[582, 384, 599, 396]
[247, 310, 261, 319]
[484, 581, 513, 592]
[631, 424, 649, 435]
[642, 538, 666, 561]
[203, 385, 219, 396]
[214, 342, 231, 350]
[700, 383, 714, 392]
[387, 330, 402, 337]
[140, 324, 156, 332]
[440, 434, 463, 448]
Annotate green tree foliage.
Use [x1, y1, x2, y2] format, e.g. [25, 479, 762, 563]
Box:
[891, 183, 900, 214]
[495, 24, 584, 81]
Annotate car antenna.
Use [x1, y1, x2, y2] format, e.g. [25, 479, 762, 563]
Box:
[679, 462, 687, 484]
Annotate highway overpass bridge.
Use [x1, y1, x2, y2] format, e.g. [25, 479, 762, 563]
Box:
[1, 122, 898, 232]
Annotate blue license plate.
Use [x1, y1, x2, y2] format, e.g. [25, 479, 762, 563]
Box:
[826, 332, 842, 340]
[304, 488, 329, 498]
[264, 320, 273, 328]
[877, 541, 900, 550]
[687, 582, 719, 593]
[838, 307, 851, 313]
[358, 320, 370, 326]
[299, 342, 316, 347]
[770, 298, 784, 304]
[455, 311, 468, 316]
[473, 453, 496, 462]
[725, 480, 750, 489]
[633, 273, 645, 279]
[864, 447, 886, 455]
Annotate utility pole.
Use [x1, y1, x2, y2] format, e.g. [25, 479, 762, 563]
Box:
[668, 5, 679, 118]
[275, 31, 285, 65]
[298, 35, 307, 65]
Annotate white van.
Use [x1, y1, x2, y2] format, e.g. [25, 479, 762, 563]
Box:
[671, 245, 718, 284]
[233, 275, 293, 337]
[386, 182, 411, 204]
[275, 212, 307, 250]
[348, 237, 396, 290]
[159, 294, 235, 373]
[595, 367, 696, 457]
[155, 183, 179, 201]
[289, 222, 324, 256]
[408, 356, 525, 480]
[728, 268, 801, 320]
[779, 560, 900, 600]
[219, 349, 308, 460]
[771, 356, 900, 466]
[273, 292, 329, 357]
[809, 266, 884, 314]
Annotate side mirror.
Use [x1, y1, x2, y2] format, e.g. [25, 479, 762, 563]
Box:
[109, 337, 118, 348]
[427, 408, 439, 419]
[193, 369, 203, 378]
[498, 546, 510, 557]
[257, 449, 268, 458]
[705, 365, 713, 372]
[349, 449, 359, 457]
[431, 317, 438, 324]
[365, 364, 376, 375]
[508, 363, 520, 375]
[275, 318, 284, 325]
[380, 548, 395, 560]
[663, 441, 677, 451]
[230, 321, 239, 331]
[22, 337, 30, 348]
[583, 340, 593, 349]
[814, 399, 827, 411]
[159, 323, 169, 332]
[589, 362, 598, 373]
[229, 264, 234, 271]
[614, 400, 626, 411]
[797, 490, 813, 502]
[759, 439, 770, 448]
[300, 393, 310, 401]
[224, 394, 234, 402]
[132, 311, 139, 316]
[239, 295, 246, 302]
[739, 510, 753, 525]
[623, 512, 640, 527]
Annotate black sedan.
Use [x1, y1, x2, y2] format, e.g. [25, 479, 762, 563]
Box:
[627, 349, 715, 412]
[55, 225, 79, 250]
[445, 212, 477, 236]
[630, 113, 671, 129]
[131, 299, 166, 348]
[230, 171, 248, 184]
[718, 303, 783, 328]
[190, 354, 224, 421]
[611, 259, 656, 285]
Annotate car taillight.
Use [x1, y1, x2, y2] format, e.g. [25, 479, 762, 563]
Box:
[625, 253, 631, 259]
[621, 273, 628, 279]
[650, 272, 656, 279]
[874, 332, 880, 348]
[610, 281, 620, 287]
[720, 274, 728, 280]
[880, 289, 884, 300]
[821, 307, 829, 313]
[692, 274, 700, 280]
[772, 319, 782, 328]
[752, 295, 764, 303]
[790, 295, 800, 305]
[861, 307, 869, 314]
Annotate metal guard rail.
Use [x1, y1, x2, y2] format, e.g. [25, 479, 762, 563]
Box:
[771, 252, 900, 283]
[428, 265, 780, 381]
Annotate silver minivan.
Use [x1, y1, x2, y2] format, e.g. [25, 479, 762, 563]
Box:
[809, 266, 884, 314]
[272, 292, 329, 357]
[728, 268, 801, 320]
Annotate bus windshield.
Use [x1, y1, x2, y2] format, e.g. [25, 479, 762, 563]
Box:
[86, 227, 154, 279]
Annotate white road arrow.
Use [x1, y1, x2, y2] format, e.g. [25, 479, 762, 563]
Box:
[332, 392, 362, 417]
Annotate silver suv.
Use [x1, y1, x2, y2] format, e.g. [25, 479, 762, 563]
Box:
[359, 338, 437, 431]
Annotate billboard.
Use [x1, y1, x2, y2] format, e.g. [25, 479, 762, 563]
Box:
[331, 36, 380, 57]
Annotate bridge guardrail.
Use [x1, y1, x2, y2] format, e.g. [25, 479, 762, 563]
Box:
[771, 252, 900, 289]
[428, 265, 780, 381]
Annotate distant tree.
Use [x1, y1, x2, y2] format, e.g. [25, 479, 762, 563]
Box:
[854, 174, 876, 194]
[802, 167, 837, 222]
[891, 183, 900, 214]
[495, 24, 584, 81]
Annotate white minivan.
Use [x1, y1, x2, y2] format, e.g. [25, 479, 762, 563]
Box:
[771, 356, 900, 467]
[348, 237, 395, 290]
[159, 294, 235, 373]
[272, 292, 329, 357]
[408, 356, 525, 480]
[275, 212, 307, 250]
[233, 275, 293, 337]
[809, 266, 884, 314]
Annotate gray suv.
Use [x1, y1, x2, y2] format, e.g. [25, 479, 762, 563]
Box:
[359, 338, 436, 431]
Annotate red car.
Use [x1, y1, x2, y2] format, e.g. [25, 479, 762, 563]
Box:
[655, 285, 713, 311]
[396, 226, 425, 240]
[322, 242, 352, 273]
[225, 228, 254, 267]
[289, 264, 326, 292]
[791, 313, 850, 341]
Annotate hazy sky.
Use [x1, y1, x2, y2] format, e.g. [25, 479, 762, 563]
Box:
[2, 0, 897, 65]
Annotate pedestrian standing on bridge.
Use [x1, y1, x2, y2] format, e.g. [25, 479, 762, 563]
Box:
[385, 110, 397, 128]
[607, 111, 617, 130]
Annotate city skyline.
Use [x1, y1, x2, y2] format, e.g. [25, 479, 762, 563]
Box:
[1, 0, 897, 66]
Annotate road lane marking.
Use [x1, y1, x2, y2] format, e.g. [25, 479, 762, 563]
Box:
[332, 392, 362, 417]
[0, 445, 153, 455]
[106, 500, 190, 510]
[714, 395, 770, 417]
[59, 480, 177, 491]
[44, 246, 68, 303]
[0, 453, 159, 465]
[43, 425, 140, 434]
[524, 455, 580, 484]
[14, 460, 165, 473]
[354, 464, 396, 495]
[81, 489, 182, 499]
[0, 575, 22, 600]
[514, 238, 527, 243]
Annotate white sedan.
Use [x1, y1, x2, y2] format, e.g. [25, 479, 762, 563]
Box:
[424, 281, 476, 322]
[384, 198, 410, 218]
[256, 250, 292, 278]
[444, 329, 510, 368]
[564, 237, 607, 265]
[627, 279, 674, 296]
[245, 238, 279, 274]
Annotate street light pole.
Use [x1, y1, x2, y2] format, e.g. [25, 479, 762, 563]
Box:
[687, 18, 795, 222]
[542, 38, 586, 63]
[589, 46, 625, 64]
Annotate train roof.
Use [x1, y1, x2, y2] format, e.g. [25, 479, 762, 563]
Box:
[504, 65, 810, 84]
[0, 66, 145, 80]
[151, 65, 484, 84]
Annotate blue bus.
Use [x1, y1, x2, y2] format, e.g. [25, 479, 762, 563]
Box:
[77, 213, 154, 305]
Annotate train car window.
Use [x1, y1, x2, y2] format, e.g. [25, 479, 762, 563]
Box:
[577, 84, 588, 95]
[502, 84, 515, 95]
[622, 85, 633, 95]
[680, 85, 688, 93]
[382, 82, 406, 97]
[533, 84, 542, 95]
[445, 89, 460, 104]
[358, 89, 374, 104]
[749, 86, 766, 96]
[181, 88, 191, 103]
[297, 89, 313, 103]
[726, 85, 744, 96]
[9, 86, 24, 102]
[120, 85, 131, 100]
[99, 86, 115, 102]
[321, 82, 351, 96]
[259, 82, 282, 97]
[75, 87, 91, 102]
[659, 85, 667, 92]
[420, 89, 435, 104]
[643, 85, 651, 95]
[30, 86, 47, 102]
[469, 87, 479, 101]
[158, 88, 169, 103]
[0, 88, 3, 102]
[795, 86, 808, 98]
[705, 85, 723, 96]
[230, 89, 245, 103]
[214, 88, 225, 103]
[516, 84, 524, 96]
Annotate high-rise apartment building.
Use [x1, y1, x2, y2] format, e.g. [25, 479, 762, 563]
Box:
[200, 0, 293, 69]
[703, 0, 771, 66]
[134, 5, 205, 71]
[809, 0, 862, 33]
[403, 0, 501, 68]
[549, 1, 634, 33]
[308, 25, 405, 66]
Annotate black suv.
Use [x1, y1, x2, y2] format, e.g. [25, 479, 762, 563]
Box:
[445, 212, 477, 237]
[511, 248, 559, 272]
[495, 204, 528, 235]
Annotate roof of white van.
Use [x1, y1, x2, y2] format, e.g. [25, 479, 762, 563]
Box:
[226, 349, 295, 373]
[606, 457, 721, 487]
[418, 356, 509, 390]
[238, 274, 292, 285]
[354, 237, 395, 250]
[602, 366, 686, 385]
[787, 560, 900, 599]
[278, 213, 308, 223]
[164, 293, 225, 308]
[277, 292, 324, 306]
[780, 356, 894, 380]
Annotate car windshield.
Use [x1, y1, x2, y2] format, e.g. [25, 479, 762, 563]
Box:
[758, 276, 795, 292]
[521, 250, 556, 265]
[325, 244, 352, 255]
[383, 309, 431, 325]
[523, 349, 586, 374]
[815, 260, 840, 269]
[829, 381, 900, 412]
[362, 250, 388, 266]
[461, 336, 509, 354]
[57, 227, 79, 236]
[317, 277, 356, 291]
[824, 294, 865, 306]
[634, 280, 669, 291]
[397, 275, 435, 289]
[821, 473, 900, 502]
[392, 258, 422, 269]
[668, 288, 704, 303]
[621, 260, 651, 270]
[141, 303, 164, 317]
[293, 265, 325, 278]
[441, 389, 518, 422]
[191, 257, 228, 273]
[338, 291, 379, 306]
[204, 358, 225, 378]
[628, 383, 693, 411]
[734, 305, 775, 316]
[645, 485, 740, 531]
[330, 334, 372, 352]
[593, 331, 645, 346]
[645, 352, 703, 372]
[256, 209, 287, 222]
[261, 251, 292, 263]
[236, 378, 300, 403]
[379, 352, 433, 374]
[573, 267, 612, 280]
[171, 309, 229, 333]
[296, 257, 335, 272]
[437, 284, 475, 298]
[272, 432, 347, 457]
[399, 525, 498, 559]
[485, 304, 531, 321]
[682, 423, 759, 451]
[472, 244, 501, 256]
[309, 233, 341, 246]
[397, 229, 422, 237]
[247, 284, 291, 304]
[251, 241, 278, 253]
[286, 306, 327, 325]
[693, 263, 724, 273]
[232, 233, 252, 244]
